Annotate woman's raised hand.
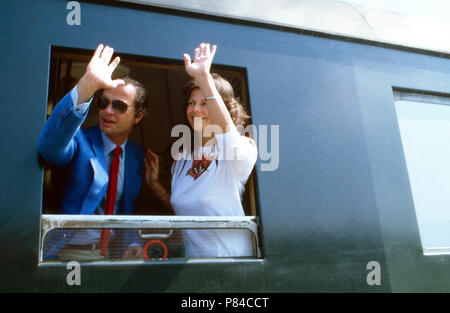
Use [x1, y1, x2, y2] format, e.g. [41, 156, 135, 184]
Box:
[183, 43, 217, 80]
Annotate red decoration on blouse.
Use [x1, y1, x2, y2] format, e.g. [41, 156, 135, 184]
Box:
[187, 154, 213, 180]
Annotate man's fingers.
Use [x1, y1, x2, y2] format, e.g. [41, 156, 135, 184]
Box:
[105, 78, 125, 90]
[110, 78, 125, 89]
[99, 45, 108, 60]
[100, 45, 112, 62]
[108, 56, 121, 72]
[92, 43, 104, 60]
[105, 47, 114, 63]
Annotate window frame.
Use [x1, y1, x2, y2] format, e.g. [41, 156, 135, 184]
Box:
[40, 214, 262, 264]
[40, 46, 262, 265]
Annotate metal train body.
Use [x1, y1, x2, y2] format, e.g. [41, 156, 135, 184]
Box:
[1, 0, 450, 292]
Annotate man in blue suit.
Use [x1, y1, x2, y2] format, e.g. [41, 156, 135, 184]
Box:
[39, 44, 146, 261]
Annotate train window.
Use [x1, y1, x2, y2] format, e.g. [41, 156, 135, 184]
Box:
[39, 47, 261, 263]
[394, 89, 450, 255]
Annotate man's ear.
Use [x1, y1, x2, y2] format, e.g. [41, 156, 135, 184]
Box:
[134, 113, 145, 125]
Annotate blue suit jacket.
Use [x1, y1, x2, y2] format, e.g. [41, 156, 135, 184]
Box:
[38, 92, 144, 260]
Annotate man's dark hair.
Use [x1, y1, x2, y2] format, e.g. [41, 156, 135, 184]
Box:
[120, 76, 148, 117]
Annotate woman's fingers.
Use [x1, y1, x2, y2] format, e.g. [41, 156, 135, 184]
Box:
[144, 154, 158, 182]
[146, 149, 159, 169]
[210, 44, 217, 58]
[202, 43, 211, 57]
[145, 151, 152, 166]
[152, 156, 159, 171]
[147, 149, 157, 159]
[145, 149, 160, 184]
[183, 43, 217, 78]
[183, 53, 191, 71]
[194, 43, 217, 60]
[153, 154, 159, 168]
[194, 47, 201, 62]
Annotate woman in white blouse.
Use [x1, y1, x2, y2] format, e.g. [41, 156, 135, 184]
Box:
[145, 43, 258, 258]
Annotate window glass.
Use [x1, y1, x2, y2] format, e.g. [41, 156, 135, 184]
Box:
[42, 227, 259, 262]
[395, 92, 450, 254]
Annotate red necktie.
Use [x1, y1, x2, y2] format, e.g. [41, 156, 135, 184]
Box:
[99, 145, 122, 256]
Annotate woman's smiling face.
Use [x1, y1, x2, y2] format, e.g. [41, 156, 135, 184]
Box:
[185, 88, 211, 132]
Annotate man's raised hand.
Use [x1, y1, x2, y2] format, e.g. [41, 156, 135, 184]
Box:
[76, 44, 125, 104]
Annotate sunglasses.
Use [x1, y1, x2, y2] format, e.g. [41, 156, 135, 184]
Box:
[95, 96, 131, 114]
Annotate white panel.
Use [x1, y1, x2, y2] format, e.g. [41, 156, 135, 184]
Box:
[116, 0, 450, 54]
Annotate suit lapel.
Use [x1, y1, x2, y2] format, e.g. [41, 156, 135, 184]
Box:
[81, 127, 109, 214]
[91, 127, 108, 173]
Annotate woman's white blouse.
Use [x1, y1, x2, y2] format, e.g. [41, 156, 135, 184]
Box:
[170, 129, 258, 257]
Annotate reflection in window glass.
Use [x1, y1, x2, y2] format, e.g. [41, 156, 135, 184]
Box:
[395, 94, 450, 254]
[42, 228, 258, 263]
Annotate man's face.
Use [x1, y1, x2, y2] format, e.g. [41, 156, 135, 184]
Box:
[98, 83, 143, 144]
